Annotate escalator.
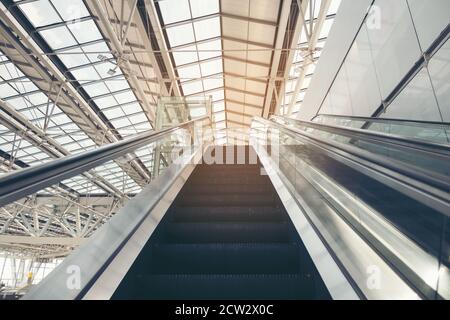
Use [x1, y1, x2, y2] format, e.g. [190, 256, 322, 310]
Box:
[112, 147, 330, 299]
[1, 114, 446, 300]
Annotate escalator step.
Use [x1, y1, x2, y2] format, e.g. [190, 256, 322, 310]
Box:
[138, 243, 301, 274]
[181, 183, 273, 195]
[187, 176, 269, 185]
[161, 222, 292, 243]
[170, 206, 286, 222]
[177, 194, 277, 207]
[113, 274, 318, 300]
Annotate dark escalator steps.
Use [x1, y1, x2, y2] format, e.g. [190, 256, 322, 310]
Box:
[170, 206, 287, 222]
[177, 194, 277, 207]
[112, 147, 331, 300]
[138, 243, 302, 274]
[116, 274, 315, 300]
[187, 175, 269, 185]
[161, 222, 292, 243]
[180, 183, 273, 195]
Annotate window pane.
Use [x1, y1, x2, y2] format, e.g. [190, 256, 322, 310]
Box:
[198, 39, 222, 60]
[428, 39, 450, 121]
[366, 0, 422, 99]
[159, 0, 191, 24]
[39, 26, 77, 49]
[51, 0, 90, 20]
[190, 0, 219, 18]
[173, 45, 198, 65]
[200, 59, 222, 76]
[19, 0, 61, 27]
[193, 17, 220, 41]
[382, 67, 442, 121]
[166, 23, 195, 47]
[407, 0, 450, 51]
[177, 64, 201, 81]
[68, 20, 103, 44]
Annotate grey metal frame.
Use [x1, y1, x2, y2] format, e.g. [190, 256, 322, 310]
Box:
[252, 143, 361, 300]
[262, 116, 450, 216]
[22, 141, 207, 300]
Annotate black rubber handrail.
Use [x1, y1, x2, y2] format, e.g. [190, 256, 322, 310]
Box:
[312, 113, 450, 128]
[251, 117, 450, 211]
[0, 116, 209, 207]
[272, 116, 450, 156]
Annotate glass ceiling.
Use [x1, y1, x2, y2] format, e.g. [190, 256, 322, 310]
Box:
[0, 0, 161, 195]
[0, 0, 341, 178]
[17, 0, 152, 138]
[156, 0, 226, 144]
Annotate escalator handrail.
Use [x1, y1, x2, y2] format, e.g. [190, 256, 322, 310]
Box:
[251, 117, 450, 212]
[312, 113, 450, 128]
[272, 116, 450, 156]
[0, 116, 209, 207]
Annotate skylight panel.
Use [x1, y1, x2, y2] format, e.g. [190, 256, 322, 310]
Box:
[181, 80, 203, 95]
[190, 0, 219, 18]
[104, 78, 130, 92]
[94, 62, 122, 79]
[111, 117, 132, 128]
[19, 0, 61, 27]
[319, 19, 334, 39]
[0, 62, 24, 80]
[213, 101, 225, 112]
[82, 41, 112, 63]
[159, 0, 191, 24]
[177, 64, 201, 81]
[50, 113, 71, 125]
[122, 102, 144, 115]
[68, 20, 103, 44]
[93, 95, 117, 109]
[39, 26, 77, 50]
[50, 0, 90, 21]
[166, 23, 195, 47]
[58, 47, 89, 68]
[200, 59, 222, 76]
[128, 113, 148, 124]
[54, 135, 73, 145]
[14, 80, 38, 94]
[193, 17, 220, 41]
[207, 89, 224, 101]
[197, 39, 222, 60]
[0, 83, 17, 98]
[114, 90, 136, 105]
[328, 0, 341, 15]
[173, 45, 198, 65]
[213, 111, 225, 122]
[82, 81, 110, 97]
[203, 77, 223, 91]
[70, 65, 101, 82]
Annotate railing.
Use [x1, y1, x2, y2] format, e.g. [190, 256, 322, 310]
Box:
[0, 116, 210, 207]
[0, 116, 211, 298]
[312, 114, 450, 144]
[250, 115, 450, 299]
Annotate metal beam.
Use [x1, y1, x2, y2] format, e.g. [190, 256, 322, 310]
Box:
[0, 235, 87, 246]
[287, 0, 331, 115]
[89, 0, 156, 123]
[262, 0, 296, 118]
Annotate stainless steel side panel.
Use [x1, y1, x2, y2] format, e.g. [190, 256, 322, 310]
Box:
[23, 147, 204, 300]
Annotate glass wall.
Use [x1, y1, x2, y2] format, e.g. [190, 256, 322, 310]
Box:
[318, 0, 450, 123]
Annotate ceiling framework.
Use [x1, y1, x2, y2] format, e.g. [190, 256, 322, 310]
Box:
[0, 0, 177, 257]
[152, 0, 340, 144]
[0, 0, 341, 261]
[282, 0, 341, 115]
